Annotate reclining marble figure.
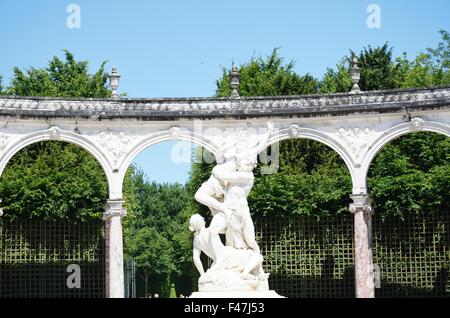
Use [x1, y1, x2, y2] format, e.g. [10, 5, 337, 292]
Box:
[189, 214, 266, 291]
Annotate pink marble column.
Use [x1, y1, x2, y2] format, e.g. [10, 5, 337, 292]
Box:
[104, 199, 126, 298]
[350, 193, 375, 298]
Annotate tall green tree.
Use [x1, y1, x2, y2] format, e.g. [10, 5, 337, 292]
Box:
[0, 50, 111, 221]
[319, 60, 352, 93]
[123, 167, 193, 297]
[395, 30, 450, 88]
[0, 142, 107, 221]
[320, 43, 402, 93]
[0, 75, 4, 94]
[187, 49, 352, 219]
[350, 43, 400, 91]
[368, 132, 449, 220]
[126, 226, 175, 297]
[8, 50, 110, 97]
[216, 48, 319, 96]
[189, 31, 450, 220]
[365, 31, 450, 219]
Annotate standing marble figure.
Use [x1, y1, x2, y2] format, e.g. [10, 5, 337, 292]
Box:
[190, 122, 283, 297]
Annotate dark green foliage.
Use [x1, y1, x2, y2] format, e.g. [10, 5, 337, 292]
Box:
[0, 141, 107, 221]
[216, 48, 319, 97]
[321, 30, 450, 93]
[350, 43, 399, 91]
[368, 133, 450, 219]
[250, 166, 351, 218]
[427, 30, 450, 71]
[210, 48, 352, 219]
[8, 50, 111, 98]
[318, 61, 352, 93]
[123, 166, 193, 297]
[249, 140, 352, 218]
[183, 31, 450, 223]
[0, 50, 112, 221]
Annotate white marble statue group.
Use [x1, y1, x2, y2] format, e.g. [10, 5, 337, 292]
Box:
[189, 121, 274, 293]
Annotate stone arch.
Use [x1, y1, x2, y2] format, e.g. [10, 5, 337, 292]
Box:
[117, 128, 219, 192]
[0, 128, 114, 196]
[359, 119, 450, 186]
[269, 127, 357, 189]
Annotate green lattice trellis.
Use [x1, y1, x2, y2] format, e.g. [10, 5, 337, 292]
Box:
[255, 214, 450, 298]
[0, 220, 105, 298]
[373, 214, 450, 297]
[256, 216, 355, 298]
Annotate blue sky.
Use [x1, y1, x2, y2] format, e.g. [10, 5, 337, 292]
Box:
[1, 0, 449, 183]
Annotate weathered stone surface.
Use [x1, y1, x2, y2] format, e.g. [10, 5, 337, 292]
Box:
[0, 86, 448, 119]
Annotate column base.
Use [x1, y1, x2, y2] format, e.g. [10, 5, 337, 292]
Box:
[190, 290, 285, 298]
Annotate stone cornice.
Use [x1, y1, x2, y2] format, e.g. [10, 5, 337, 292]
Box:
[0, 86, 449, 120]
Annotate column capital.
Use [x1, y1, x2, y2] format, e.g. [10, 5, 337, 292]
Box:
[349, 193, 374, 214]
[103, 199, 126, 220]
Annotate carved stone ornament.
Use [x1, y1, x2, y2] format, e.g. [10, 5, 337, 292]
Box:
[410, 117, 425, 132]
[48, 126, 61, 140]
[98, 131, 133, 166]
[289, 124, 302, 137]
[0, 133, 9, 151]
[337, 127, 374, 163]
[169, 126, 181, 138]
[214, 129, 251, 161]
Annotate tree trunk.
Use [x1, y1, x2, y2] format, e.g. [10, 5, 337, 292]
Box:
[144, 276, 149, 298]
[139, 271, 149, 298]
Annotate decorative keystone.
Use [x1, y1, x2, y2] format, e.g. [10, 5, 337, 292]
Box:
[410, 117, 425, 132]
[169, 127, 181, 138]
[289, 124, 302, 137]
[48, 125, 61, 140]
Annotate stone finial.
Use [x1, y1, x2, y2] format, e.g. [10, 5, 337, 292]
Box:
[108, 66, 121, 98]
[350, 57, 361, 94]
[229, 64, 240, 98]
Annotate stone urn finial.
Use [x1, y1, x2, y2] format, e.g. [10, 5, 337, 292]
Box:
[230, 64, 240, 98]
[108, 66, 121, 98]
[350, 57, 361, 94]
